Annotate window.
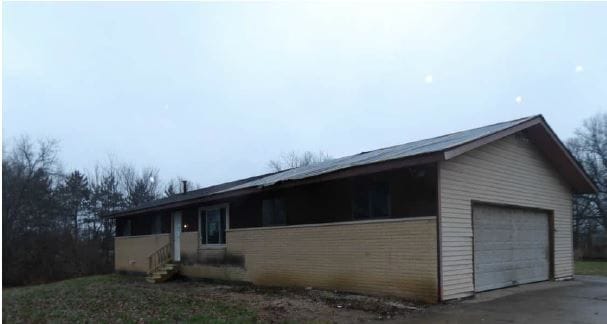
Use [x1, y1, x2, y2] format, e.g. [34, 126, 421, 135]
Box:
[352, 182, 390, 219]
[131, 215, 155, 236]
[262, 198, 286, 226]
[152, 214, 162, 234]
[161, 213, 171, 233]
[182, 208, 198, 232]
[200, 205, 228, 245]
[116, 214, 172, 236]
[116, 218, 132, 236]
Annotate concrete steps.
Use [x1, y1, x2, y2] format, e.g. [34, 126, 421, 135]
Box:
[145, 263, 179, 283]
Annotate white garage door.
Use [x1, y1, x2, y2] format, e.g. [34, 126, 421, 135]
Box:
[473, 204, 550, 292]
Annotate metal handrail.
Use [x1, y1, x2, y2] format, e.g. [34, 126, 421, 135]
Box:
[148, 243, 172, 274]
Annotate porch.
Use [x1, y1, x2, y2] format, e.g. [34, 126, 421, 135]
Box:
[114, 164, 439, 303]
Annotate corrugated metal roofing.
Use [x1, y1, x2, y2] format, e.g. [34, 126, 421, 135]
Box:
[117, 173, 274, 212]
[110, 115, 538, 216]
[222, 115, 537, 192]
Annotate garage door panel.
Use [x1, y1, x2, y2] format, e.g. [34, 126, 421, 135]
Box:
[473, 204, 550, 292]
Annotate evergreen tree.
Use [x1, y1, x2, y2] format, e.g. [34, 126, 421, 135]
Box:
[57, 171, 90, 239]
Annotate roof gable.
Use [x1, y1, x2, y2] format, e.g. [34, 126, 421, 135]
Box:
[441, 115, 596, 194]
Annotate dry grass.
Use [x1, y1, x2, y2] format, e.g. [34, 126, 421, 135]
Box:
[3, 275, 256, 323]
[3, 274, 425, 323]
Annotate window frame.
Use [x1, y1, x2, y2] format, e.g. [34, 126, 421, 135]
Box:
[262, 197, 287, 227]
[198, 203, 230, 248]
[351, 181, 391, 220]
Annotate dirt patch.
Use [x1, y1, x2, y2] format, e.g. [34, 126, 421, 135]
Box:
[162, 277, 427, 323]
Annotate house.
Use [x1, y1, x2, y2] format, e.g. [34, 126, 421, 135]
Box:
[107, 115, 596, 303]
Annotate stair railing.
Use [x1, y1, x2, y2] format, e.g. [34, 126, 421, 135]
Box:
[148, 243, 172, 274]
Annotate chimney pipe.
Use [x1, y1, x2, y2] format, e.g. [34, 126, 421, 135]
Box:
[182, 180, 188, 194]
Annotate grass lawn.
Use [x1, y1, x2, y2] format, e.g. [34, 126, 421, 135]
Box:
[3, 274, 423, 323]
[3, 275, 256, 323]
[575, 260, 607, 276]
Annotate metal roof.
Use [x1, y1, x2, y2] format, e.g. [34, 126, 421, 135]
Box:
[108, 115, 547, 217]
[116, 173, 275, 212]
[221, 115, 537, 192]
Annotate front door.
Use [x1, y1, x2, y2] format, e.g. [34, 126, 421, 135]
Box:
[172, 211, 182, 262]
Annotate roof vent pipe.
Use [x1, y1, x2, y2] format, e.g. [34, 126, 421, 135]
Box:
[182, 180, 188, 194]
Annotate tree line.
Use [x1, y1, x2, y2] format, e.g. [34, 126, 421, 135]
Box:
[2, 137, 196, 286]
[567, 113, 607, 258]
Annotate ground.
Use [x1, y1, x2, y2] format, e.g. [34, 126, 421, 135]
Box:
[4, 261, 607, 323]
[2, 274, 425, 323]
[406, 275, 607, 324]
[575, 260, 607, 276]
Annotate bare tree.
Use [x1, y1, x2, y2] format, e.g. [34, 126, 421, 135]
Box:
[3, 136, 61, 239]
[3, 137, 66, 285]
[120, 166, 160, 206]
[267, 150, 332, 172]
[86, 160, 126, 271]
[566, 112, 607, 256]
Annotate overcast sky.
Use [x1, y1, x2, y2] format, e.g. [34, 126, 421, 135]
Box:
[4, 2, 607, 187]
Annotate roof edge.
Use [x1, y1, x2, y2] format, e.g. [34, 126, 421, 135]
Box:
[531, 116, 598, 194]
[443, 115, 542, 160]
[443, 115, 597, 194]
[106, 151, 444, 218]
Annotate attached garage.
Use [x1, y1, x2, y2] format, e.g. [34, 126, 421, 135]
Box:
[439, 117, 596, 301]
[472, 204, 550, 292]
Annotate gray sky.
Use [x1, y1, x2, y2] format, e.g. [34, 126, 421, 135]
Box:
[4, 2, 607, 187]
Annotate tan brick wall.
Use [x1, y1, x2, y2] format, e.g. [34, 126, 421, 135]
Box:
[227, 217, 438, 303]
[181, 232, 199, 259]
[114, 234, 170, 273]
[180, 232, 230, 265]
[114, 218, 438, 302]
[180, 264, 248, 282]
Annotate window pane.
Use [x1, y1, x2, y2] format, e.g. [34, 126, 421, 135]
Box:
[220, 208, 226, 244]
[352, 186, 369, 219]
[116, 218, 132, 236]
[200, 210, 206, 244]
[161, 214, 171, 234]
[370, 183, 390, 218]
[206, 209, 220, 244]
[274, 199, 286, 225]
[125, 219, 132, 236]
[262, 199, 286, 226]
[152, 214, 161, 234]
[262, 199, 274, 226]
[132, 215, 153, 235]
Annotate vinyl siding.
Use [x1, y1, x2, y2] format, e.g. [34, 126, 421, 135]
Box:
[439, 134, 573, 300]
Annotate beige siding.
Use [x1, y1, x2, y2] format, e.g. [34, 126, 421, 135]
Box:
[227, 217, 438, 303]
[439, 134, 573, 300]
[114, 234, 170, 273]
